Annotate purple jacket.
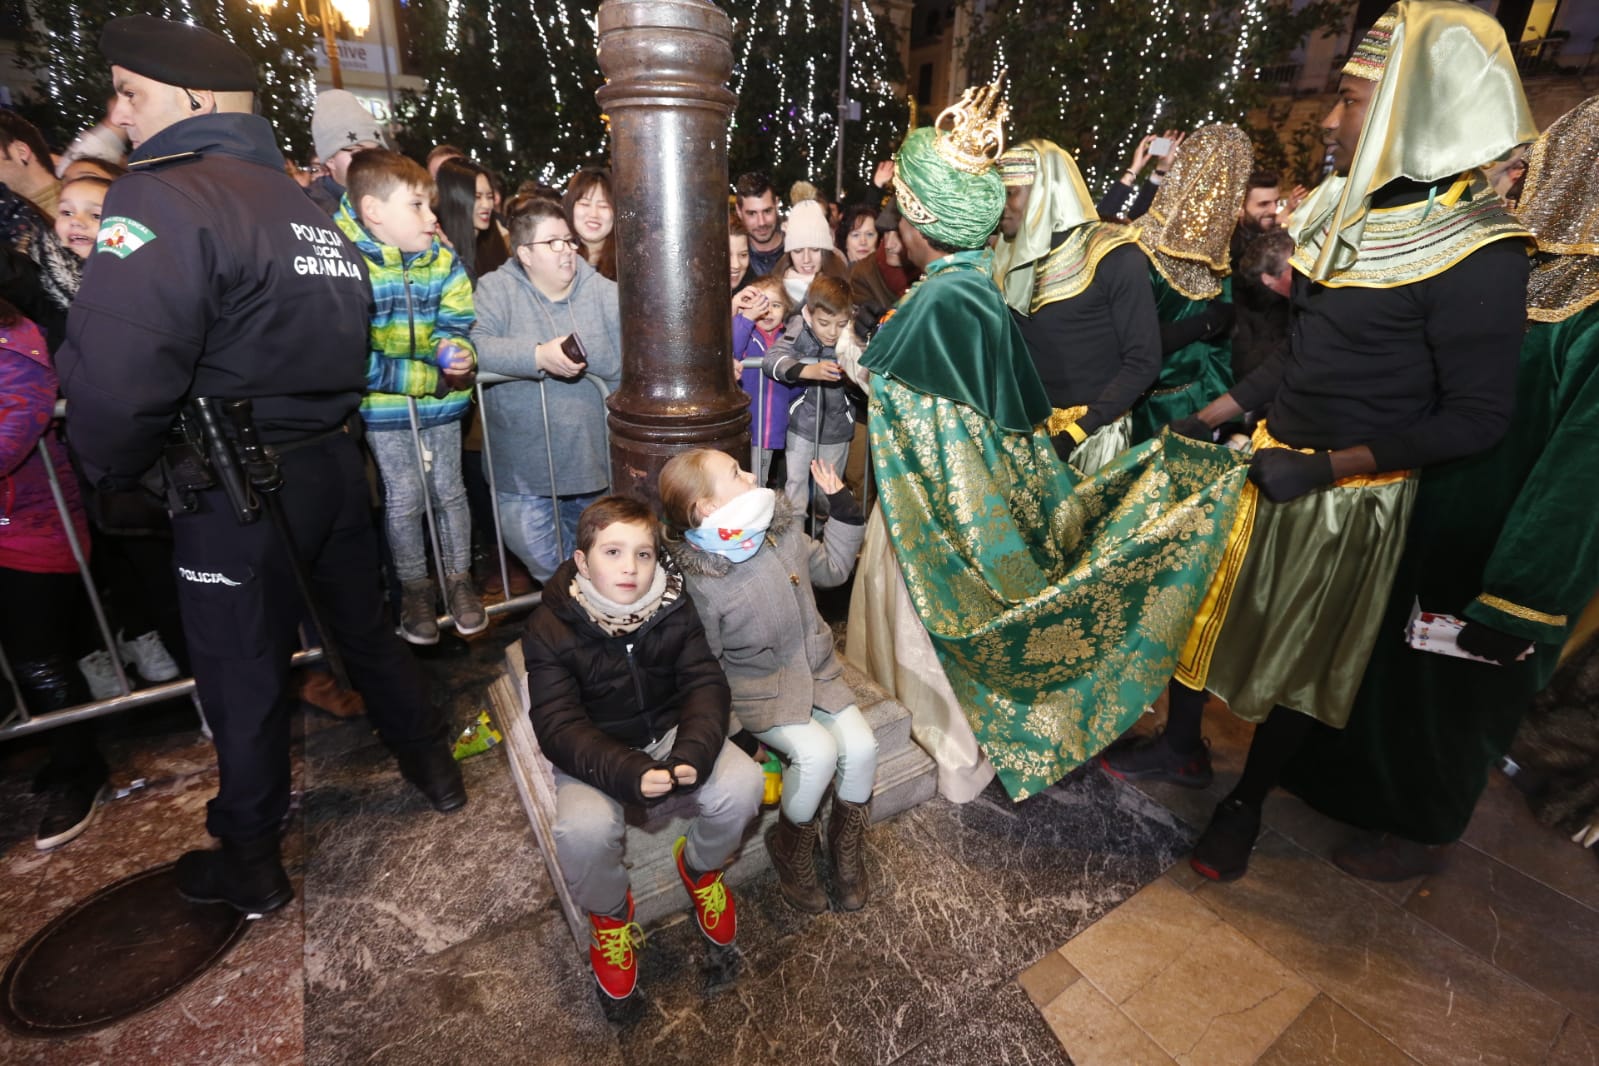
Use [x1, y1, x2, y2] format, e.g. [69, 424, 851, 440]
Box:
[733, 315, 799, 450]
[1, 317, 87, 574]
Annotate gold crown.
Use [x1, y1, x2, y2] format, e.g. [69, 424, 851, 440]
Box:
[934, 72, 1008, 175]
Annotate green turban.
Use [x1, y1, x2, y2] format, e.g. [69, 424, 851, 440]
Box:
[893, 127, 1006, 250]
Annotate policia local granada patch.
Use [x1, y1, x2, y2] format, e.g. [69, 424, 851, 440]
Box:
[96, 216, 156, 258]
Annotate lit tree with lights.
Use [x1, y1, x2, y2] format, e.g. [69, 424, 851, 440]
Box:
[14, 0, 318, 158]
[724, 0, 908, 199]
[392, 0, 606, 185]
[965, 0, 1348, 194]
[393, 0, 906, 196]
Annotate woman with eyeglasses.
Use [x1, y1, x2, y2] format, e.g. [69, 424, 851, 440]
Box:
[437, 157, 510, 284]
[470, 199, 622, 583]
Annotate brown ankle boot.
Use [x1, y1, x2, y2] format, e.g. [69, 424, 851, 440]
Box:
[828, 796, 871, 911]
[765, 813, 827, 913]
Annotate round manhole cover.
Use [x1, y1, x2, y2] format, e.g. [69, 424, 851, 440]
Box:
[1, 862, 250, 1035]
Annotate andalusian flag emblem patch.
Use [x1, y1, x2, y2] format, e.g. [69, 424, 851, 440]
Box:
[96, 216, 156, 258]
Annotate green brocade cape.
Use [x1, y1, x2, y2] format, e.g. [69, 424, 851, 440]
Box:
[864, 253, 1251, 799]
[1283, 306, 1599, 843]
[1129, 271, 1234, 442]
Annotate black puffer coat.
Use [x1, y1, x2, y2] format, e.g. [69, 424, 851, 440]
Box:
[522, 560, 732, 805]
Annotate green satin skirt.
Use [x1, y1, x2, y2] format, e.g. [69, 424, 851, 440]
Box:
[1198, 474, 1418, 728]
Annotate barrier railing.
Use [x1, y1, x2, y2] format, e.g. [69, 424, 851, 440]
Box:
[736, 355, 875, 524]
[0, 371, 611, 743]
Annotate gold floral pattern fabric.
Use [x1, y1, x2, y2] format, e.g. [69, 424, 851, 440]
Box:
[869, 377, 1249, 799]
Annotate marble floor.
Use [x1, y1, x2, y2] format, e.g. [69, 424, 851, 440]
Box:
[1026, 703, 1599, 1066]
[1, 615, 1595, 1066]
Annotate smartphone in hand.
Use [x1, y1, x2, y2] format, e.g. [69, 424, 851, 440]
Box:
[560, 333, 588, 367]
[1149, 136, 1173, 157]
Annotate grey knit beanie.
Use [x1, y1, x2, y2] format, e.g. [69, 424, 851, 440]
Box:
[312, 90, 385, 161]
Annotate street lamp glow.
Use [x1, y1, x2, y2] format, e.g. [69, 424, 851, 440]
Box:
[249, 0, 372, 39]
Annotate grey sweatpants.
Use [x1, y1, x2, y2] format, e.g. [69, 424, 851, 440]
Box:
[551, 732, 764, 916]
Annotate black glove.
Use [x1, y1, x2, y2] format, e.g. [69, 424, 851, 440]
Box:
[1200, 299, 1235, 340]
[1247, 447, 1333, 503]
[1456, 621, 1534, 665]
[1167, 416, 1216, 442]
[825, 486, 864, 525]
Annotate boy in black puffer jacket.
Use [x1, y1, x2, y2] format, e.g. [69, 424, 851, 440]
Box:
[522, 496, 763, 1002]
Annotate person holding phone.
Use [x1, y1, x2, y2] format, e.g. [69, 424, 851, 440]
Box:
[1095, 128, 1187, 221]
[471, 198, 622, 582]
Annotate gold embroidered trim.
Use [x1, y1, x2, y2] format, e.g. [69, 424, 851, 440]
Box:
[1031, 222, 1141, 311]
[1475, 594, 1566, 627]
[1527, 255, 1599, 323]
[1290, 176, 1532, 290]
[1044, 405, 1089, 437]
[893, 174, 940, 227]
[1144, 247, 1224, 301]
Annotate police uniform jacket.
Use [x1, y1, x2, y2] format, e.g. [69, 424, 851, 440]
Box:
[55, 113, 373, 489]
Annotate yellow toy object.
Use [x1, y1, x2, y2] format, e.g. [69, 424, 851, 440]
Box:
[452, 711, 503, 761]
[761, 748, 783, 806]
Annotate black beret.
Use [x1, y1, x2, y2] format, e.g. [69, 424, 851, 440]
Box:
[100, 15, 257, 92]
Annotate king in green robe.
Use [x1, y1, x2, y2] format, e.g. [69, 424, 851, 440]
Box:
[844, 89, 1248, 801]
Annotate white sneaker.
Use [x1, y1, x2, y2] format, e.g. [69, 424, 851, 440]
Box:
[77, 650, 124, 700]
[118, 630, 180, 682]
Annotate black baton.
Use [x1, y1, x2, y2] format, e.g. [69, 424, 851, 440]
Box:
[213, 398, 353, 692]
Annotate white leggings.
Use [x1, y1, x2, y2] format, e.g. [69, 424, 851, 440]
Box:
[752, 704, 878, 823]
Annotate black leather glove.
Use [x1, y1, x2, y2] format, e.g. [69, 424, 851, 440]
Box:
[1456, 621, 1534, 665]
[1200, 299, 1235, 340]
[1167, 416, 1216, 442]
[1247, 447, 1334, 503]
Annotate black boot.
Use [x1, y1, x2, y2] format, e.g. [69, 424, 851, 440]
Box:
[827, 796, 871, 911]
[395, 743, 467, 812]
[177, 833, 293, 915]
[17, 656, 111, 849]
[765, 813, 827, 913]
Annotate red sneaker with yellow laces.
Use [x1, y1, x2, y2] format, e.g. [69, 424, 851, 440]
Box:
[588, 891, 646, 1000]
[673, 836, 737, 947]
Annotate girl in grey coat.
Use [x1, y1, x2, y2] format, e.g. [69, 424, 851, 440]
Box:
[660, 448, 877, 913]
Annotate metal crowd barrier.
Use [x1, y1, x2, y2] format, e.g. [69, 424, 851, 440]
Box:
[0, 372, 610, 742]
[736, 355, 875, 524]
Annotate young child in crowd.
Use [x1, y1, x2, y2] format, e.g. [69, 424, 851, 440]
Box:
[55, 175, 109, 260]
[732, 274, 798, 489]
[522, 496, 763, 1001]
[54, 173, 188, 697]
[660, 449, 877, 913]
[761, 274, 861, 516]
[334, 149, 486, 645]
[728, 213, 752, 292]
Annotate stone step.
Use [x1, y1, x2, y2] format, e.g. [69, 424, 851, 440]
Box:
[487, 640, 936, 949]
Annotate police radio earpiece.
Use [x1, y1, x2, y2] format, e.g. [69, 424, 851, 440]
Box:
[185, 89, 203, 112]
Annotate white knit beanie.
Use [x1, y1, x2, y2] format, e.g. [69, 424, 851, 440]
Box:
[784, 199, 834, 252]
[312, 90, 385, 161]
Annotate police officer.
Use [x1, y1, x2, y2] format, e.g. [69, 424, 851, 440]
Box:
[55, 15, 466, 916]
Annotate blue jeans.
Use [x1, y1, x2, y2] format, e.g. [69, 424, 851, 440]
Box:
[367, 423, 472, 582]
[497, 490, 600, 581]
